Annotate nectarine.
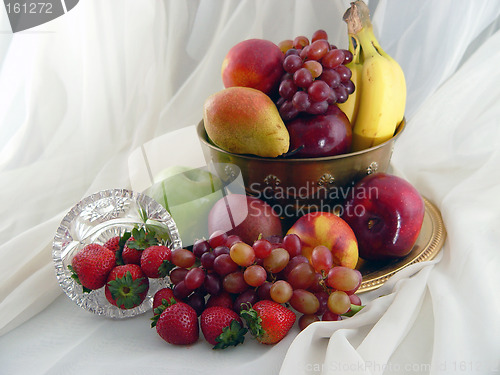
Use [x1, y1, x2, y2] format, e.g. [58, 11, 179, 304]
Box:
[221, 39, 284, 96]
[287, 211, 358, 269]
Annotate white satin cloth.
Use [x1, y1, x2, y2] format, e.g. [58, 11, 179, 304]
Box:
[1, 1, 500, 374]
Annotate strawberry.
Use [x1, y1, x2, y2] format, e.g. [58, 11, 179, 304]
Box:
[152, 287, 176, 310]
[150, 288, 177, 327]
[140, 245, 173, 278]
[206, 291, 234, 310]
[105, 264, 149, 309]
[122, 227, 159, 265]
[122, 240, 142, 265]
[69, 243, 116, 291]
[103, 236, 120, 252]
[105, 232, 131, 265]
[240, 300, 296, 345]
[200, 306, 247, 349]
[155, 300, 199, 345]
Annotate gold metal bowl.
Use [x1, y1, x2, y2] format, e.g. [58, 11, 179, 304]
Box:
[197, 120, 447, 293]
[197, 119, 405, 227]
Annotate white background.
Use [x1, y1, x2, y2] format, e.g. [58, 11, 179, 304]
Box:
[1, 1, 500, 374]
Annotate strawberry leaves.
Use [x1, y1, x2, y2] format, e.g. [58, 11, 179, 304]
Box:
[213, 320, 247, 350]
[157, 259, 176, 278]
[127, 227, 158, 251]
[239, 305, 264, 338]
[151, 298, 177, 328]
[107, 270, 148, 309]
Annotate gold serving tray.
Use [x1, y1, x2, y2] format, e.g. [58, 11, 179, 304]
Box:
[357, 197, 446, 293]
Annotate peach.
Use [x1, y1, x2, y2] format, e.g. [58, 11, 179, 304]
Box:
[287, 212, 358, 269]
[221, 39, 284, 96]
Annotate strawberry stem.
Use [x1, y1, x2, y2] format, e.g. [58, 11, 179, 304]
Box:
[107, 271, 148, 309]
[213, 320, 248, 350]
[127, 227, 159, 250]
[341, 304, 364, 317]
[239, 305, 264, 339]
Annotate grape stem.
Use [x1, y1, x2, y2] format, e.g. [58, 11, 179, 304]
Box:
[341, 304, 364, 317]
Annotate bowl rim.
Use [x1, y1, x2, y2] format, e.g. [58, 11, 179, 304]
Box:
[197, 117, 406, 161]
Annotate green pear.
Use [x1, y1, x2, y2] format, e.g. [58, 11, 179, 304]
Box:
[203, 87, 290, 157]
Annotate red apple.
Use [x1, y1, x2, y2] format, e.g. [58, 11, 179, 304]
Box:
[341, 173, 425, 260]
[221, 39, 285, 96]
[208, 194, 282, 245]
[286, 106, 352, 157]
[286, 211, 358, 269]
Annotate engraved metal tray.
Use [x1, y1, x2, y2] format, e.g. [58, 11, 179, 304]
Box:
[357, 197, 446, 293]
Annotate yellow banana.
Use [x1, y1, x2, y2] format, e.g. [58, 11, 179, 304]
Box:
[337, 31, 362, 125]
[342, 1, 406, 151]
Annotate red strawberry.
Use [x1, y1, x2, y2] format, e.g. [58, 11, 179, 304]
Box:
[150, 287, 177, 327]
[140, 245, 173, 278]
[103, 236, 120, 252]
[105, 232, 131, 265]
[122, 240, 142, 265]
[105, 264, 149, 309]
[206, 291, 234, 310]
[153, 287, 176, 310]
[155, 301, 199, 345]
[200, 306, 247, 349]
[122, 227, 159, 264]
[240, 300, 296, 345]
[69, 243, 116, 291]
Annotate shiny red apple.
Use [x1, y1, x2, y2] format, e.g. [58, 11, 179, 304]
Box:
[341, 173, 425, 260]
[286, 105, 352, 157]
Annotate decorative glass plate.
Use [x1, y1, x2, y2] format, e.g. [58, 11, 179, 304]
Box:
[52, 189, 182, 318]
[357, 197, 446, 293]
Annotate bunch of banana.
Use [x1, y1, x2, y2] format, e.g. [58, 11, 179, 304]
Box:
[338, 1, 406, 151]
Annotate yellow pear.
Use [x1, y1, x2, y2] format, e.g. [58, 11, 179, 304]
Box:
[203, 87, 290, 157]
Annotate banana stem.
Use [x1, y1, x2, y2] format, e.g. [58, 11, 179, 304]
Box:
[344, 1, 380, 59]
[343, 1, 372, 35]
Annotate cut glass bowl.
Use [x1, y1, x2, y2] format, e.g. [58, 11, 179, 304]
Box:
[52, 188, 182, 318]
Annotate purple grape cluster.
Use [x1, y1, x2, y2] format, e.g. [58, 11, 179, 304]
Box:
[276, 30, 354, 122]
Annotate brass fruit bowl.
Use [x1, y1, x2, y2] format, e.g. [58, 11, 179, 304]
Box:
[197, 119, 405, 226]
[197, 119, 448, 295]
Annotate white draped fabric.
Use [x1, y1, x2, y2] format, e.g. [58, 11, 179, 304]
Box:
[1, 1, 499, 374]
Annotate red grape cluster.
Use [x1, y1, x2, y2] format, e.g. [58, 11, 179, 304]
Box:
[276, 29, 354, 121]
[166, 229, 363, 329]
